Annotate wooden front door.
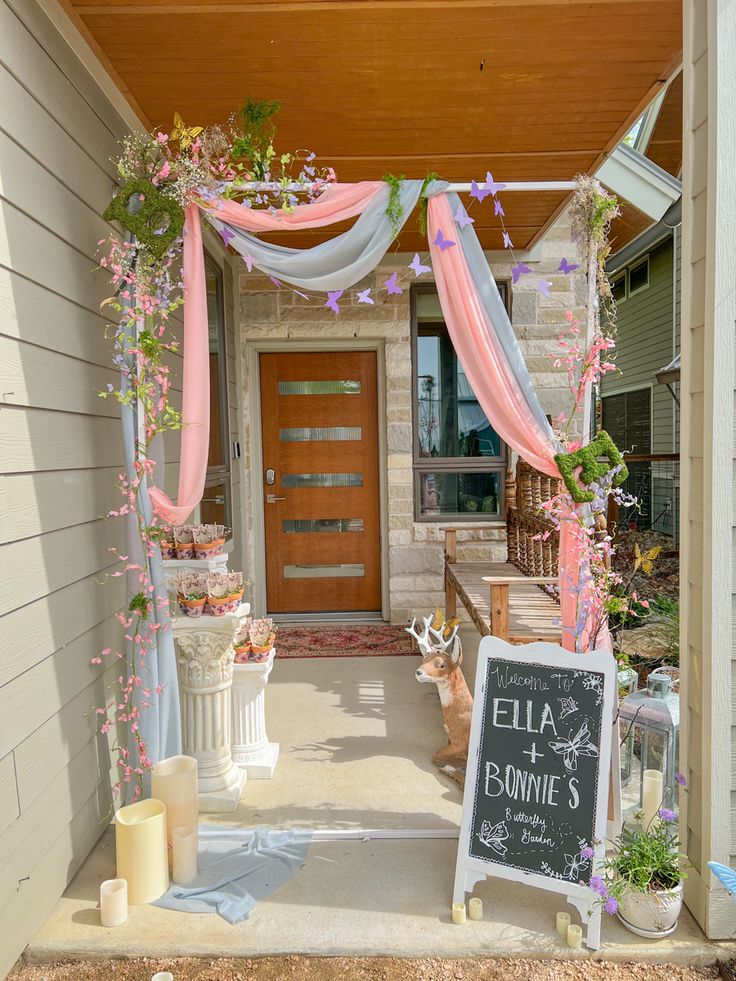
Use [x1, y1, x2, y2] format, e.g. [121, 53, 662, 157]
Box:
[259, 351, 382, 613]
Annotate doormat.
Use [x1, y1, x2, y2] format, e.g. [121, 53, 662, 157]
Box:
[275, 623, 418, 658]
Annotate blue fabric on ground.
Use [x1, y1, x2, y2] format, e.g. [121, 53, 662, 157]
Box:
[154, 827, 311, 924]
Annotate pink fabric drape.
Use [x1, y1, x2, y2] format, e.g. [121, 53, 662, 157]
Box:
[149, 183, 384, 525]
[205, 181, 385, 233]
[149, 204, 210, 525]
[427, 194, 593, 653]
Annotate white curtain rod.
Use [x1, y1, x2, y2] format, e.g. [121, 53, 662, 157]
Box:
[231, 180, 579, 192]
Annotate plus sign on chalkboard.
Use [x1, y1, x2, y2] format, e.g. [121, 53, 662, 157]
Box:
[453, 637, 616, 951]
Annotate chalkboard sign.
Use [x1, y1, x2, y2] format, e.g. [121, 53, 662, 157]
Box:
[453, 637, 615, 950]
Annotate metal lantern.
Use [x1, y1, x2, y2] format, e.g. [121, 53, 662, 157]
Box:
[618, 671, 680, 810]
[617, 666, 638, 785]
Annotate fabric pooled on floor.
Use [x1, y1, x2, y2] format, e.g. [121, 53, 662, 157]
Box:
[154, 827, 311, 923]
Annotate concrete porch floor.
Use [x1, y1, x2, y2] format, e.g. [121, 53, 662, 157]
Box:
[24, 628, 736, 966]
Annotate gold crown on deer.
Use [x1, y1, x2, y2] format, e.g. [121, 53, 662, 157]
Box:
[407, 609, 472, 788]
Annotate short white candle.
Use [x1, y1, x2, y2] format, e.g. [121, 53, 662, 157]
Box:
[468, 897, 483, 920]
[567, 923, 583, 949]
[151, 974, 174, 981]
[451, 902, 466, 924]
[642, 769, 664, 828]
[172, 825, 198, 885]
[556, 911, 571, 935]
[99, 878, 128, 928]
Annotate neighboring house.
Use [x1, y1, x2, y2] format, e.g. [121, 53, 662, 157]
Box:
[602, 228, 681, 539]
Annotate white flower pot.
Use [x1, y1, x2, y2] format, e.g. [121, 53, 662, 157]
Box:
[617, 880, 683, 937]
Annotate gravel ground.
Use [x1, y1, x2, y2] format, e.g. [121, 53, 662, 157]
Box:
[7, 957, 724, 981]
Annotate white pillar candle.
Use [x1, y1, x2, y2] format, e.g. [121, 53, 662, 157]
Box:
[99, 878, 128, 927]
[115, 798, 169, 904]
[172, 825, 198, 885]
[151, 974, 174, 981]
[468, 897, 483, 920]
[556, 911, 571, 935]
[641, 769, 664, 828]
[451, 902, 466, 924]
[151, 755, 199, 850]
[567, 924, 583, 948]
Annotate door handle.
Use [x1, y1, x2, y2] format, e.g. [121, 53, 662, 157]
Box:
[266, 493, 286, 504]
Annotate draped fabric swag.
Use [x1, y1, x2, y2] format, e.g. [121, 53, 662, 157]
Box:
[149, 178, 599, 654]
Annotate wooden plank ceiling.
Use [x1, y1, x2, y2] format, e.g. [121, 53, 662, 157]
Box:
[65, 0, 682, 251]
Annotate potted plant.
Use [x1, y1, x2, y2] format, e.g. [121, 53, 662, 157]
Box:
[174, 524, 195, 560]
[249, 618, 276, 660]
[233, 618, 252, 663]
[590, 800, 687, 937]
[226, 570, 245, 612]
[206, 571, 231, 616]
[193, 523, 227, 559]
[176, 572, 207, 617]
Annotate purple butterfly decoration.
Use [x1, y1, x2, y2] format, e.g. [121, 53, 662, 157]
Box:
[241, 253, 255, 272]
[454, 203, 474, 229]
[494, 198, 505, 218]
[384, 272, 404, 295]
[558, 258, 581, 275]
[409, 253, 431, 277]
[538, 280, 552, 298]
[356, 288, 374, 305]
[502, 231, 513, 249]
[470, 179, 493, 203]
[511, 262, 532, 284]
[219, 224, 235, 247]
[484, 171, 507, 196]
[325, 290, 343, 315]
[433, 228, 456, 251]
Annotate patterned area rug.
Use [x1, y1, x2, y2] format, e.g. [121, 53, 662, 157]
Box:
[275, 623, 418, 658]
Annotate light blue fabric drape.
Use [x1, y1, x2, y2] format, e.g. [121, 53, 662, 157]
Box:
[154, 827, 310, 923]
[208, 180, 424, 291]
[120, 302, 181, 798]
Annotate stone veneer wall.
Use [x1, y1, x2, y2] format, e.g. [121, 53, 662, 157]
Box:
[238, 209, 586, 624]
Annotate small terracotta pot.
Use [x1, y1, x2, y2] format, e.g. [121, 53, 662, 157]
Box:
[233, 644, 251, 664]
[207, 595, 230, 617]
[224, 588, 244, 613]
[193, 539, 225, 559]
[175, 545, 195, 560]
[159, 541, 177, 560]
[178, 595, 206, 618]
[250, 642, 271, 661]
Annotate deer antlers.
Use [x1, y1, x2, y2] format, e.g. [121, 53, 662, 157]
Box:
[406, 609, 460, 657]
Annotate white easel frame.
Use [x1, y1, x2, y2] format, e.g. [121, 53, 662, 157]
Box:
[453, 636, 616, 951]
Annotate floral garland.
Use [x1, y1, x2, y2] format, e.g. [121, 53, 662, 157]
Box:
[94, 102, 334, 800]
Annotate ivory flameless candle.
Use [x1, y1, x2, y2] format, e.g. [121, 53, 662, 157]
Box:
[555, 911, 571, 935]
[151, 974, 175, 981]
[567, 924, 583, 949]
[468, 897, 483, 920]
[115, 798, 169, 904]
[151, 755, 199, 851]
[172, 826, 198, 885]
[641, 769, 663, 828]
[451, 902, 466, 924]
[99, 878, 128, 927]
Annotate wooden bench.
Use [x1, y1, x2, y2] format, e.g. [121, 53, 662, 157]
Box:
[444, 462, 563, 644]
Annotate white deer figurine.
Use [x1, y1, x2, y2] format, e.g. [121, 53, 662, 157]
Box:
[407, 610, 473, 787]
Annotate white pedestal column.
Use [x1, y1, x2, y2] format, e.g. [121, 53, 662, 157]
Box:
[173, 610, 249, 812]
[232, 650, 279, 779]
